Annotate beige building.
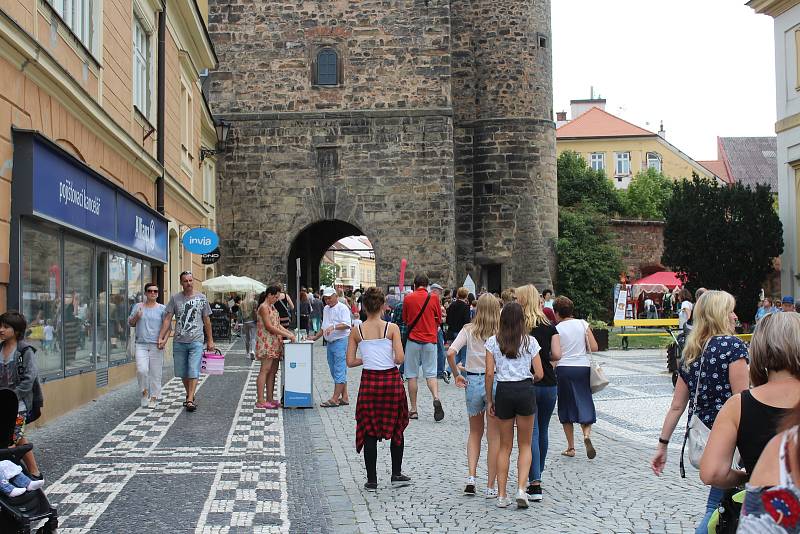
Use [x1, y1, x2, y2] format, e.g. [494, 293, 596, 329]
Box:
[0, 0, 218, 421]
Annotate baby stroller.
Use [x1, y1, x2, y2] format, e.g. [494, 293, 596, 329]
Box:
[0, 389, 57, 533]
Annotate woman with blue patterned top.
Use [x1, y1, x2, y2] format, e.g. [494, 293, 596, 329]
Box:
[649, 290, 750, 534]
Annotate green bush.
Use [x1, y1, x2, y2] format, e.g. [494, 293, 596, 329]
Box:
[618, 168, 673, 220]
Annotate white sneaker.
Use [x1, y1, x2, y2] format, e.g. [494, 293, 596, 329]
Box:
[140, 395, 149, 408]
[484, 487, 498, 499]
[496, 495, 512, 508]
[515, 489, 529, 509]
[464, 476, 476, 496]
[148, 398, 158, 409]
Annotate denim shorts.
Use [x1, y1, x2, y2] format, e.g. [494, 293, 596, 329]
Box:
[326, 338, 348, 384]
[404, 340, 437, 379]
[464, 373, 497, 417]
[173, 341, 204, 379]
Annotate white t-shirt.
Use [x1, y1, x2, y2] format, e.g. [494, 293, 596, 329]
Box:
[644, 298, 654, 310]
[449, 325, 490, 373]
[484, 335, 541, 382]
[555, 318, 591, 367]
[679, 300, 693, 328]
[321, 302, 352, 342]
[43, 325, 54, 341]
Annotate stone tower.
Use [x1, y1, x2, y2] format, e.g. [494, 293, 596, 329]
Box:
[206, 0, 556, 293]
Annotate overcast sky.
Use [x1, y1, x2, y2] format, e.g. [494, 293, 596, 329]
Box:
[552, 0, 776, 161]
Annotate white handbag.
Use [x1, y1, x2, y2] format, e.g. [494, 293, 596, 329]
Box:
[682, 339, 712, 474]
[586, 327, 609, 394]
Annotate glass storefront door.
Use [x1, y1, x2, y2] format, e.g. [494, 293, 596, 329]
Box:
[95, 249, 109, 369]
[109, 253, 128, 364]
[63, 239, 95, 373]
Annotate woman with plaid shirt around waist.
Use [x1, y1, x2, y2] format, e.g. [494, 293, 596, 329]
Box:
[346, 287, 411, 491]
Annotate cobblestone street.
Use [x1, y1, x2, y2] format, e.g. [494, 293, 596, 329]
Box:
[29, 340, 707, 533]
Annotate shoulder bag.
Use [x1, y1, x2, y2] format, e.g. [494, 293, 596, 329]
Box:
[680, 338, 713, 477]
[402, 293, 432, 349]
[585, 325, 609, 394]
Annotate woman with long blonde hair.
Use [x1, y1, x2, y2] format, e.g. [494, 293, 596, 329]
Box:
[446, 293, 502, 498]
[650, 290, 749, 534]
[515, 285, 561, 502]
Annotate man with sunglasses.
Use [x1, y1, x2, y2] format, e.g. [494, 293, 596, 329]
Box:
[158, 271, 214, 412]
[129, 282, 167, 408]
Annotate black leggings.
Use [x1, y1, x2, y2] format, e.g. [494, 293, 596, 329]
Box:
[363, 436, 404, 483]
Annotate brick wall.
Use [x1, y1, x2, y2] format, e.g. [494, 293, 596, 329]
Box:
[610, 219, 665, 279]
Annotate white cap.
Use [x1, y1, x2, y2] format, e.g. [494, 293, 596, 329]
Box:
[322, 288, 336, 297]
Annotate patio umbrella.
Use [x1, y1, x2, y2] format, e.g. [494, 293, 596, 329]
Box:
[202, 275, 266, 294]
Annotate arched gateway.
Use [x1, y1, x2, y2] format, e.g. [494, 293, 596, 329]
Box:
[207, 0, 558, 294]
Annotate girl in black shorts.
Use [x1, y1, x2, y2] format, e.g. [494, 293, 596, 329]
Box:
[485, 302, 544, 509]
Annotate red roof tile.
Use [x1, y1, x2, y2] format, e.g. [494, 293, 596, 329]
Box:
[697, 160, 731, 183]
[556, 107, 655, 139]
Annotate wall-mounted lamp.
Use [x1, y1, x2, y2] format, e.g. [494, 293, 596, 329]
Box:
[199, 120, 231, 163]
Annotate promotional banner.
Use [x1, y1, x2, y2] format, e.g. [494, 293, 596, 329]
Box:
[398, 258, 407, 294]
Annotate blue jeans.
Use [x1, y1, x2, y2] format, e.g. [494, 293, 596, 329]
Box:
[173, 341, 204, 379]
[529, 385, 558, 483]
[696, 486, 724, 534]
[436, 330, 446, 375]
[326, 338, 348, 384]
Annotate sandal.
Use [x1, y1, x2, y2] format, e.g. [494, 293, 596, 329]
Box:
[338, 400, 350, 406]
[185, 400, 197, 412]
[320, 400, 339, 408]
[255, 402, 269, 409]
[561, 448, 575, 457]
[584, 438, 597, 459]
[409, 410, 418, 420]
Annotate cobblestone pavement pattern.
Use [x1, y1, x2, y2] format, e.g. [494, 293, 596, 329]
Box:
[29, 341, 707, 533]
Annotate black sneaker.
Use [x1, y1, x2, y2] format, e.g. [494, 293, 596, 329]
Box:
[433, 399, 444, 422]
[390, 474, 411, 487]
[364, 481, 378, 491]
[530, 485, 542, 502]
[442, 372, 450, 384]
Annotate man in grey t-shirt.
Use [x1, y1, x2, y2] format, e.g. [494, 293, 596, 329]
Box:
[158, 271, 214, 412]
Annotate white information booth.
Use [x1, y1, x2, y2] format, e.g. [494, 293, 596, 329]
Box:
[282, 341, 314, 408]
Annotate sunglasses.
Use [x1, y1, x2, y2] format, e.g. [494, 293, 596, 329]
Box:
[146, 289, 159, 293]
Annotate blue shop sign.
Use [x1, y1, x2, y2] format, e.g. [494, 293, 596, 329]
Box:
[13, 131, 168, 263]
[182, 227, 219, 255]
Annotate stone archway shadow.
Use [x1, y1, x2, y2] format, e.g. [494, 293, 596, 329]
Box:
[287, 219, 376, 296]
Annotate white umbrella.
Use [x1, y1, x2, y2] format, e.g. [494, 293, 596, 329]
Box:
[202, 275, 266, 293]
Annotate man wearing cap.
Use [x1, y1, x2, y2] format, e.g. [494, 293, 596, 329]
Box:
[781, 295, 795, 312]
[310, 288, 352, 407]
[403, 274, 444, 421]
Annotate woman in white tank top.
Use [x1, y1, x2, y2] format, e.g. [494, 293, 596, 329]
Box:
[346, 287, 410, 491]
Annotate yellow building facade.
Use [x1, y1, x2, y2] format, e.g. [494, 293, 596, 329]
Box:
[0, 0, 218, 421]
[556, 105, 718, 189]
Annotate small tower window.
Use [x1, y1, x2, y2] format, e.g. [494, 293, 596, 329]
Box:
[316, 48, 339, 86]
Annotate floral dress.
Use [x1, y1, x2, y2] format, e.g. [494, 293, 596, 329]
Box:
[256, 304, 283, 360]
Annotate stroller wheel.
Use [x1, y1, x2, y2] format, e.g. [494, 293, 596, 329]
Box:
[37, 517, 58, 534]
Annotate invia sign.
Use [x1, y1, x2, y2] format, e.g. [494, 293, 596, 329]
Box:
[182, 228, 219, 255]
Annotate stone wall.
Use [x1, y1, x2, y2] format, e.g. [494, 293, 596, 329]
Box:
[610, 219, 665, 279]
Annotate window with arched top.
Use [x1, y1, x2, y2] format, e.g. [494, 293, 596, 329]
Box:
[646, 152, 662, 172]
[316, 48, 339, 86]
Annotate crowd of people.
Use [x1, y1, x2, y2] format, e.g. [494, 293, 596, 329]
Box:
[0, 271, 799, 530]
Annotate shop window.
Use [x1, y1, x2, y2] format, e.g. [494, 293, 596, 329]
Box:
[20, 224, 63, 376]
[315, 48, 339, 86]
[109, 253, 128, 363]
[95, 250, 109, 367]
[63, 239, 95, 372]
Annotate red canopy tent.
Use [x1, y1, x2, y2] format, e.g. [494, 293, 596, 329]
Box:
[632, 271, 683, 289]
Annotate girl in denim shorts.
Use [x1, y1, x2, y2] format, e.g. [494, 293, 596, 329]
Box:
[446, 293, 501, 498]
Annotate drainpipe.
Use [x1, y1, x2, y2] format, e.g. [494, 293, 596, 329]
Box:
[155, 0, 166, 302]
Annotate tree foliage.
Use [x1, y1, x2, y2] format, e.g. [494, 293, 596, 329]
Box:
[557, 150, 622, 214]
[662, 176, 783, 322]
[557, 208, 623, 320]
[556, 151, 624, 320]
[319, 263, 338, 287]
[618, 168, 673, 220]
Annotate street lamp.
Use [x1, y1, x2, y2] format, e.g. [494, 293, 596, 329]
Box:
[199, 120, 231, 163]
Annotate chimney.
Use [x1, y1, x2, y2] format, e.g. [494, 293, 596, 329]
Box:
[658, 121, 666, 139]
[570, 98, 606, 120]
[556, 111, 567, 122]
